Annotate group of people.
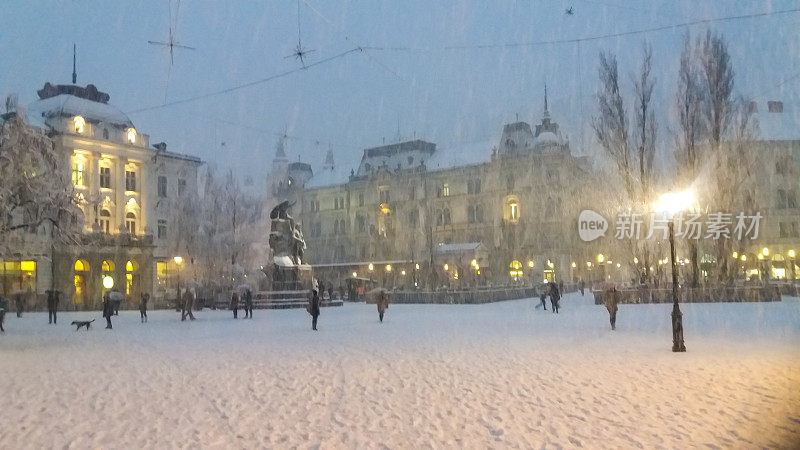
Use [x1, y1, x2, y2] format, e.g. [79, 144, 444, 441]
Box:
[229, 289, 254, 319]
[101, 292, 151, 329]
[538, 281, 562, 313]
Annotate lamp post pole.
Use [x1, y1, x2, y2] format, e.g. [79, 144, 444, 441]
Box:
[669, 221, 686, 352]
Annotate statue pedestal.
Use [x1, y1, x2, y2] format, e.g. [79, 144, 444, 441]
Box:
[270, 261, 312, 291]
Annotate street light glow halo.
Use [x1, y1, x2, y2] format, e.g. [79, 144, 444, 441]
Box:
[656, 189, 695, 217]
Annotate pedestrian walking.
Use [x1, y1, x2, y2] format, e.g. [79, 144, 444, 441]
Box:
[604, 286, 620, 330]
[102, 292, 114, 329]
[0, 296, 6, 333]
[243, 288, 253, 319]
[181, 288, 196, 321]
[307, 289, 320, 331]
[46, 290, 60, 324]
[230, 291, 240, 319]
[14, 292, 23, 318]
[139, 293, 149, 323]
[579, 279, 585, 296]
[538, 286, 548, 310]
[549, 282, 561, 314]
[376, 289, 389, 322]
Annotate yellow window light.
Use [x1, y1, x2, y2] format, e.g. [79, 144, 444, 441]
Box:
[126, 127, 137, 144]
[73, 115, 85, 133]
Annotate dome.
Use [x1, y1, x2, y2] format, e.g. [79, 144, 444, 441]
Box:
[534, 131, 561, 149]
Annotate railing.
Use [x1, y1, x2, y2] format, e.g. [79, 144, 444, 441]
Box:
[388, 286, 538, 304]
[591, 284, 796, 305]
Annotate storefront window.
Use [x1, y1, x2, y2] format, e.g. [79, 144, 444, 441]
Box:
[1, 260, 37, 295]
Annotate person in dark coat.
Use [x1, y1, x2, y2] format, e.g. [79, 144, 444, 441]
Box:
[0, 296, 6, 332]
[46, 290, 60, 324]
[376, 290, 389, 322]
[230, 291, 239, 319]
[139, 293, 149, 323]
[102, 292, 113, 329]
[579, 279, 585, 296]
[604, 286, 620, 330]
[243, 289, 253, 318]
[549, 282, 561, 314]
[539, 286, 547, 310]
[181, 288, 196, 321]
[308, 289, 320, 331]
[14, 292, 23, 318]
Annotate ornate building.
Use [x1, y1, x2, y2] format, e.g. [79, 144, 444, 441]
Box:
[292, 99, 596, 288]
[0, 82, 202, 309]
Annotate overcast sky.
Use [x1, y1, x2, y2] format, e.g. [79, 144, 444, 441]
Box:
[2, 0, 798, 184]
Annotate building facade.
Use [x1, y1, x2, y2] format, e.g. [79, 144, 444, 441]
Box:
[0, 82, 202, 309]
[291, 104, 596, 289]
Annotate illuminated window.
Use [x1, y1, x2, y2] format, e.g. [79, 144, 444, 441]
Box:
[509, 260, 523, 280]
[73, 116, 85, 134]
[102, 260, 115, 272]
[99, 209, 111, 234]
[71, 158, 85, 187]
[126, 127, 137, 144]
[125, 212, 136, 235]
[438, 183, 450, 197]
[504, 196, 520, 222]
[74, 259, 90, 272]
[125, 260, 138, 295]
[0, 260, 37, 295]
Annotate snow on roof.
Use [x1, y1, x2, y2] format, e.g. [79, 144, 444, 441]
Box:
[756, 102, 800, 141]
[28, 94, 134, 128]
[435, 242, 483, 254]
[426, 139, 492, 171]
[305, 164, 352, 189]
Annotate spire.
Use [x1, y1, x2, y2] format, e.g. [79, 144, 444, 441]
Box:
[323, 146, 334, 171]
[72, 43, 77, 84]
[274, 134, 287, 160]
[543, 82, 549, 117]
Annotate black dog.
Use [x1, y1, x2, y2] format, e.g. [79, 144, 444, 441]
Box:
[71, 319, 95, 331]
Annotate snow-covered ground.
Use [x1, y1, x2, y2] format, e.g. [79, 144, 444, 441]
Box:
[2, 292, 799, 449]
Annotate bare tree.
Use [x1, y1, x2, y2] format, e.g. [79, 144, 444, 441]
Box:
[0, 108, 82, 257]
[674, 33, 707, 287]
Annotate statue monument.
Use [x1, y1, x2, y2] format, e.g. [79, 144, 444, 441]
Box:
[267, 200, 312, 290]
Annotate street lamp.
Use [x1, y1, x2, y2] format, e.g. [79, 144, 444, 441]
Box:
[656, 189, 694, 353]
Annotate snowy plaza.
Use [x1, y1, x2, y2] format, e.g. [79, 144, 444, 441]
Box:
[2, 292, 799, 449]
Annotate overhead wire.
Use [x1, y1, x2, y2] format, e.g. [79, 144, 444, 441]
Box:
[359, 8, 800, 52]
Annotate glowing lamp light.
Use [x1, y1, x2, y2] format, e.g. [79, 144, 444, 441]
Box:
[741, 254, 747, 261]
[471, 259, 478, 267]
[385, 264, 392, 272]
[401, 270, 406, 276]
[173, 256, 183, 264]
[633, 257, 639, 264]
[732, 252, 738, 259]
[444, 263, 449, 271]
[616, 263, 621, 268]
[352, 272, 357, 277]
[758, 253, 764, 260]
[368, 263, 374, 271]
[789, 249, 796, 258]
[102, 275, 114, 289]
[656, 189, 695, 217]
[762, 247, 769, 257]
[528, 260, 534, 268]
[586, 261, 592, 267]
[597, 254, 604, 263]
[415, 263, 420, 270]
[571, 262, 576, 268]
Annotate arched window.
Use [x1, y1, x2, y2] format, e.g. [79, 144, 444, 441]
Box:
[74, 259, 89, 307]
[74, 259, 90, 272]
[126, 260, 139, 295]
[99, 209, 111, 234]
[504, 196, 520, 222]
[102, 260, 115, 272]
[126, 212, 136, 235]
